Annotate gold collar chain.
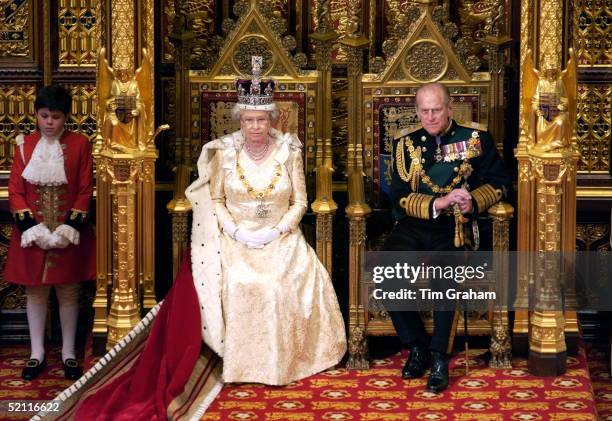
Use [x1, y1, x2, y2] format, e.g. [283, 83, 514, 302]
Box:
[236, 158, 282, 200]
[404, 137, 477, 194]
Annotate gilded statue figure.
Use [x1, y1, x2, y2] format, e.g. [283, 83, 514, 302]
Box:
[521, 48, 577, 153]
[97, 48, 155, 153]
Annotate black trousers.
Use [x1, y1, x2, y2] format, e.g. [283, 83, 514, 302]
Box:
[383, 216, 462, 354]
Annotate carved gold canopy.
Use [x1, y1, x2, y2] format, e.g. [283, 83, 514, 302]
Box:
[362, 9, 492, 208]
[189, 4, 320, 179]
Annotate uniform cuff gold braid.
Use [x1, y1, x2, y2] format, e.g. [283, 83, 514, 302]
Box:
[69, 208, 88, 220]
[471, 184, 502, 213]
[12, 209, 33, 220]
[399, 193, 434, 219]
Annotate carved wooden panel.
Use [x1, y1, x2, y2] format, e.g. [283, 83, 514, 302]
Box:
[58, 0, 97, 66]
[574, 0, 612, 66]
[576, 84, 611, 173]
[0, 0, 33, 60]
[0, 83, 37, 171]
[65, 83, 97, 142]
[0, 223, 25, 310]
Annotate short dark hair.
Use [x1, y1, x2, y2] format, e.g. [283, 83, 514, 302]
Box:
[34, 85, 72, 115]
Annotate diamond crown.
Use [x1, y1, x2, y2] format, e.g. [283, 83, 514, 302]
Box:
[235, 56, 275, 107]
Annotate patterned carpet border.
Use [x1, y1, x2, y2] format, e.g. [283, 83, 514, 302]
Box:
[203, 347, 602, 421]
[0, 343, 609, 420]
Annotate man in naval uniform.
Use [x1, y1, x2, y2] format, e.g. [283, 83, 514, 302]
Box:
[384, 82, 511, 392]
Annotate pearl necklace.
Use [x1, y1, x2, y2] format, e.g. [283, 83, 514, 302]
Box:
[245, 139, 270, 160]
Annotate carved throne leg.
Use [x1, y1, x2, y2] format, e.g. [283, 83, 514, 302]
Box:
[346, 325, 369, 370]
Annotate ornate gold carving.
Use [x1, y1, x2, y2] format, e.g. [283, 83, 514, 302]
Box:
[110, 0, 135, 72]
[574, 0, 612, 66]
[368, 8, 473, 83]
[97, 48, 167, 153]
[207, 3, 307, 77]
[332, 78, 348, 178]
[106, 160, 141, 349]
[518, 0, 533, 126]
[0, 224, 25, 310]
[521, 49, 578, 154]
[489, 317, 512, 369]
[346, 325, 369, 369]
[186, 0, 217, 68]
[233, 36, 274, 75]
[576, 224, 610, 249]
[58, 0, 97, 66]
[457, 0, 498, 53]
[66, 84, 97, 142]
[538, 0, 563, 70]
[0, 0, 30, 57]
[36, 186, 66, 232]
[316, 213, 334, 275]
[403, 40, 448, 82]
[0, 84, 36, 171]
[576, 84, 611, 172]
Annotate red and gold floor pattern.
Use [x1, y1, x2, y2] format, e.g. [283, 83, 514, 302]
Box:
[589, 347, 612, 421]
[204, 348, 603, 421]
[0, 343, 609, 420]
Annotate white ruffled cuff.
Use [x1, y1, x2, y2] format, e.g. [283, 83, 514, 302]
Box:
[21, 223, 50, 248]
[54, 224, 80, 245]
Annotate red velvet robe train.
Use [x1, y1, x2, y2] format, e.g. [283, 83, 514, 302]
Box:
[74, 257, 213, 420]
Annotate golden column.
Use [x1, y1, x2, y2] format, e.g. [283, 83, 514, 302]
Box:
[340, 0, 371, 370]
[488, 202, 514, 369]
[93, 0, 161, 352]
[521, 47, 579, 376]
[310, 0, 337, 274]
[167, 0, 196, 279]
[514, 0, 575, 356]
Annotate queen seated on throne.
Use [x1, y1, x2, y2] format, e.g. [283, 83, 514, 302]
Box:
[54, 57, 346, 421]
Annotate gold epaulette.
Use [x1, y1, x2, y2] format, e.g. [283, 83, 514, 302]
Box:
[399, 193, 434, 219]
[471, 184, 502, 213]
[457, 121, 488, 132]
[394, 125, 422, 140]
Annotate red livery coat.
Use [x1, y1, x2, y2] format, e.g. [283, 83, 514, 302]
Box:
[4, 131, 96, 285]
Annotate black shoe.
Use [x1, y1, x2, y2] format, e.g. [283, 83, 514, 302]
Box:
[402, 347, 430, 379]
[427, 351, 450, 393]
[22, 358, 46, 380]
[63, 358, 82, 380]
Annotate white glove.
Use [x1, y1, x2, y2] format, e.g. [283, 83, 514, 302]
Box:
[53, 224, 80, 245]
[35, 232, 57, 250]
[234, 228, 264, 248]
[222, 220, 238, 238]
[21, 224, 52, 249]
[251, 227, 280, 245]
[235, 227, 280, 248]
[49, 233, 70, 249]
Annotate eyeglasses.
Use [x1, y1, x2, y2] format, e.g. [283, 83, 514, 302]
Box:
[241, 117, 269, 127]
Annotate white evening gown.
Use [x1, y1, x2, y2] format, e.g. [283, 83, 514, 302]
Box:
[209, 132, 346, 385]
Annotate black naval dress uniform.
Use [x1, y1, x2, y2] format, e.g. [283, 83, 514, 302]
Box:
[384, 119, 511, 391]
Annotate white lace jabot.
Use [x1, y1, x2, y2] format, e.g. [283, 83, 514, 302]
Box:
[21, 132, 68, 186]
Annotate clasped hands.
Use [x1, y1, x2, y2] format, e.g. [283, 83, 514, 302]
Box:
[223, 221, 280, 248]
[21, 223, 79, 250]
[434, 188, 473, 214]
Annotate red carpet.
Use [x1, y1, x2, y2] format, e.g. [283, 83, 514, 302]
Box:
[203, 348, 601, 420]
[0, 343, 609, 420]
[588, 347, 612, 421]
[0, 341, 97, 420]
